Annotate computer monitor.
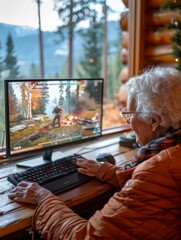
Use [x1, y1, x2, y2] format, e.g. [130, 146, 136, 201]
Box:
[4, 78, 103, 163]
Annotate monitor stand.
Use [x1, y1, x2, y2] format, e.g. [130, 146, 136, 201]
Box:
[16, 150, 62, 168]
[43, 149, 53, 161]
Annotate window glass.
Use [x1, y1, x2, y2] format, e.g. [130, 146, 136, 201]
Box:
[0, 0, 127, 151]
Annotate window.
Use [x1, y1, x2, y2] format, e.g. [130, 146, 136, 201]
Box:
[0, 0, 128, 151]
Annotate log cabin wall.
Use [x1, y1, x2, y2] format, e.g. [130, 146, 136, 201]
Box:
[120, 0, 146, 77]
[119, 5, 129, 85]
[117, 0, 129, 108]
[120, 0, 178, 77]
[145, 0, 177, 68]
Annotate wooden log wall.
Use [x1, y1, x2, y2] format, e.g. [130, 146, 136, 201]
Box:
[119, 3, 129, 83]
[117, 0, 129, 109]
[144, 0, 177, 67]
[119, 0, 178, 71]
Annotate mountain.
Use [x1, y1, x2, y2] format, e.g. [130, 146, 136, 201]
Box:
[0, 21, 121, 77]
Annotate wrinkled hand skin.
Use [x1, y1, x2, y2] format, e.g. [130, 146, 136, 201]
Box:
[8, 181, 53, 205]
[76, 158, 101, 177]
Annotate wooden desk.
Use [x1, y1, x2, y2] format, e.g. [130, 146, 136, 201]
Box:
[0, 133, 137, 239]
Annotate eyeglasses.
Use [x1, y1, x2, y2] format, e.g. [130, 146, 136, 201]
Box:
[121, 108, 141, 121]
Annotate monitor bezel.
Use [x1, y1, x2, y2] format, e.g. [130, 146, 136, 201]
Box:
[4, 78, 104, 160]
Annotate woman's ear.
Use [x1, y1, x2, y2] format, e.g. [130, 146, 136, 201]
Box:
[151, 114, 161, 132]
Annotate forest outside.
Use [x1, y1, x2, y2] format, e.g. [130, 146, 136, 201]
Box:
[0, 0, 127, 149]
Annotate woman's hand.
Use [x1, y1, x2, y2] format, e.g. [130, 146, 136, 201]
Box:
[8, 181, 53, 205]
[76, 158, 102, 177]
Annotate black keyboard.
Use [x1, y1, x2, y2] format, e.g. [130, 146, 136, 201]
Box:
[7, 154, 92, 194]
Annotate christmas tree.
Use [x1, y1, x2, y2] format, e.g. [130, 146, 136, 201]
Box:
[160, 0, 181, 70]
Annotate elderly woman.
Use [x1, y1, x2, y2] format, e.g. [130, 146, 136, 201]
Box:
[9, 66, 181, 239]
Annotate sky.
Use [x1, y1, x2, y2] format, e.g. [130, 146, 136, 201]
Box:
[0, 0, 126, 31]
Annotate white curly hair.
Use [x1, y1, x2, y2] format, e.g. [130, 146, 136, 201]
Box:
[126, 66, 181, 129]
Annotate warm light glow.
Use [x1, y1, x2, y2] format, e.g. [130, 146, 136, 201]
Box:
[89, 58, 94, 63]
[175, 58, 179, 62]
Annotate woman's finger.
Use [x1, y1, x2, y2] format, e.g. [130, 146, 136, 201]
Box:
[17, 181, 30, 187]
[77, 167, 96, 177]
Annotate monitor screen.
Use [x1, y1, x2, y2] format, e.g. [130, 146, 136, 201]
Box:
[5, 78, 103, 160]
